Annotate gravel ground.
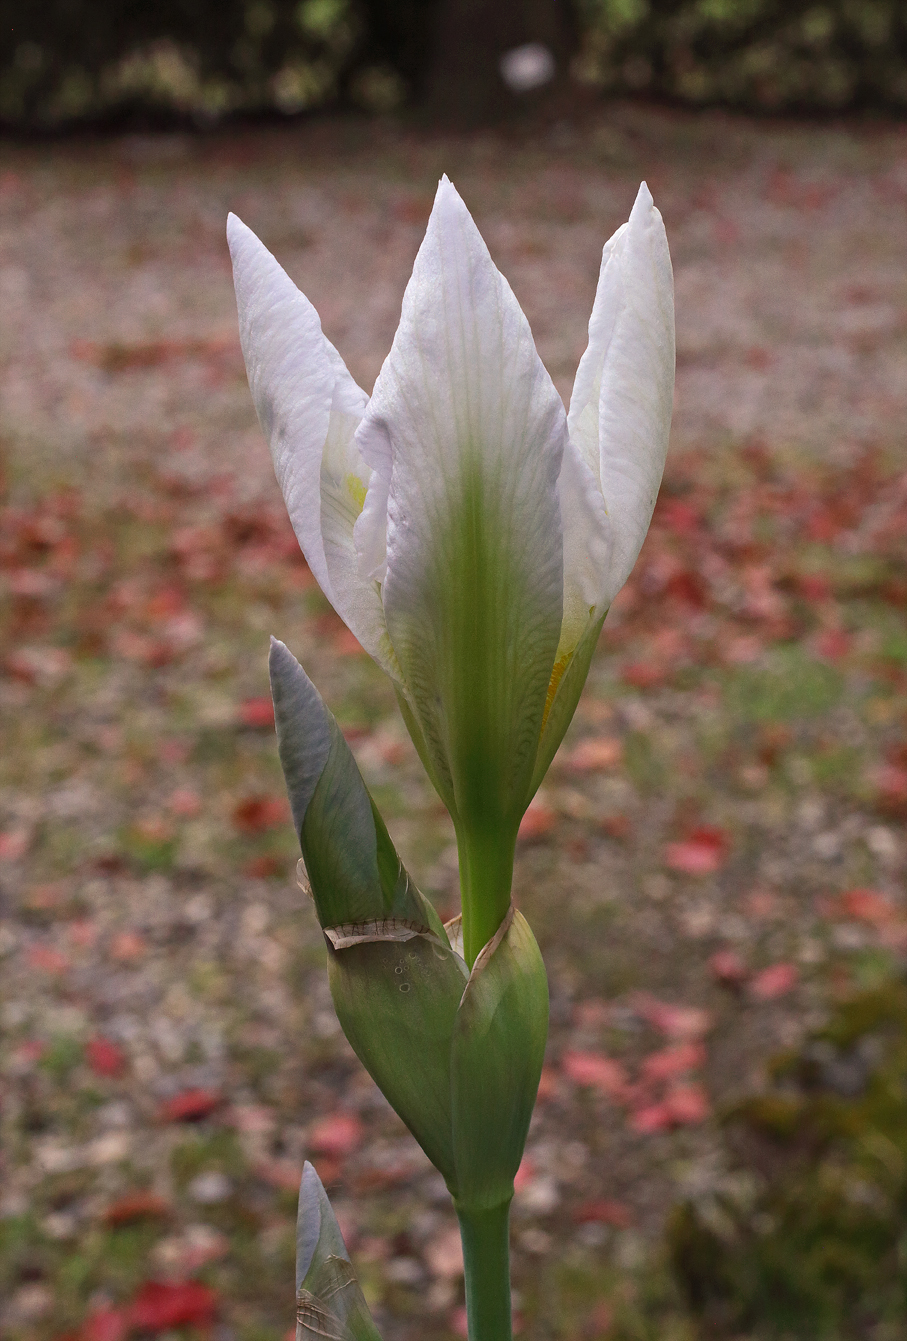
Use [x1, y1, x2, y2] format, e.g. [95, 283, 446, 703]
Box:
[1, 104, 907, 1341]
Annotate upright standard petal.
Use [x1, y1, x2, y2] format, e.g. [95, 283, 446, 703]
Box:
[567, 183, 675, 608]
[228, 215, 396, 673]
[228, 213, 340, 600]
[354, 177, 567, 839]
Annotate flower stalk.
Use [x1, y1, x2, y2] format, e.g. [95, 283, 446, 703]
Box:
[230, 175, 674, 1341]
[456, 1202, 513, 1341]
[456, 819, 518, 969]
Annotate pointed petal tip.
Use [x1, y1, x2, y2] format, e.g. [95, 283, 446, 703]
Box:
[631, 180, 655, 221]
[433, 173, 469, 220]
[226, 211, 251, 254]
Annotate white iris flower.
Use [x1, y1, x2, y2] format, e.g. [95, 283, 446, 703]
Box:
[229, 178, 673, 959]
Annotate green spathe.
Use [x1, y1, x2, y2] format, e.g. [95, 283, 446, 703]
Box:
[451, 907, 549, 1211]
[271, 636, 549, 1298]
[327, 907, 548, 1208]
[269, 637, 442, 933]
[295, 1162, 381, 1341]
[328, 930, 468, 1188]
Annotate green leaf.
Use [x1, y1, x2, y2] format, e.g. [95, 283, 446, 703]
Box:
[451, 908, 549, 1211]
[295, 1162, 382, 1341]
[327, 930, 468, 1190]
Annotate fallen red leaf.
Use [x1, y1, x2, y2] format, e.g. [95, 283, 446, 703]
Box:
[632, 994, 712, 1039]
[108, 931, 147, 963]
[112, 631, 175, 667]
[103, 1191, 170, 1226]
[814, 628, 852, 661]
[666, 1083, 711, 1124]
[26, 944, 68, 974]
[664, 826, 729, 876]
[450, 1306, 469, 1338]
[640, 1041, 705, 1083]
[630, 1101, 673, 1133]
[242, 854, 285, 879]
[0, 827, 32, 860]
[562, 1050, 629, 1101]
[143, 585, 187, 622]
[750, 962, 798, 1000]
[231, 794, 289, 834]
[709, 948, 749, 986]
[333, 627, 364, 656]
[4, 647, 71, 686]
[631, 1083, 710, 1132]
[13, 1039, 45, 1067]
[564, 737, 624, 772]
[308, 1112, 363, 1158]
[868, 763, 907, 811]
[797, 572, 833, 602]
[835, 888, 900, 924]
[72, 336, 234, 374]
[168, 788, 202, 818]
[81, 1307, 129, 1341]
[518, 799, 557, 840]
[657, 499, 700, 535]
[513, 1155, 535, 1191]
[86, 1036, 127, 1078]
[620, 661, 668, 690]
[572, 1199, 632, 1227]
[158, 1089, 222, 1123]
[600, 813, 632, 840]
[128, 1280, 217, 1331]
[237, 697, 275, 729]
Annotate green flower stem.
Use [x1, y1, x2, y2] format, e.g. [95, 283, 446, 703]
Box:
[456, 1201, 513, 1341]
[456, 823, 517, 968]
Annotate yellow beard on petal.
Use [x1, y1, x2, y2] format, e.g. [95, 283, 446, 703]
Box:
[346, 473, 368, 513]
[541, 651, 572, 733]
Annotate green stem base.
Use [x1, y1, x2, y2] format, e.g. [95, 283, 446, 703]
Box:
[456, 1200, 513, 1341]
[457, 824, 517, 968]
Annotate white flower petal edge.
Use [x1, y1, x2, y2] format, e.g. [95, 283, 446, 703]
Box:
[227, 213, 398, 678]
[354, 176, 567, 825]
[567, 181, 675, 609]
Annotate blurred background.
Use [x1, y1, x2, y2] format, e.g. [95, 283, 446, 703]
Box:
[1, 3, 907, 1340]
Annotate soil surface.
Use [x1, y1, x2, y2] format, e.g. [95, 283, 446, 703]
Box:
[1, 104, 906, 1341]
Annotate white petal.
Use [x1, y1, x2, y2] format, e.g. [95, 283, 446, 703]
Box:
[357, 177, 567, 824]
[319, 391, 403, 678]
[567, 183, 675, 606]
[228, 214, 397, 674]
[567, 220, 628, 487]
[228, 213, 340, 600]
[556, 435, 610, 655]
